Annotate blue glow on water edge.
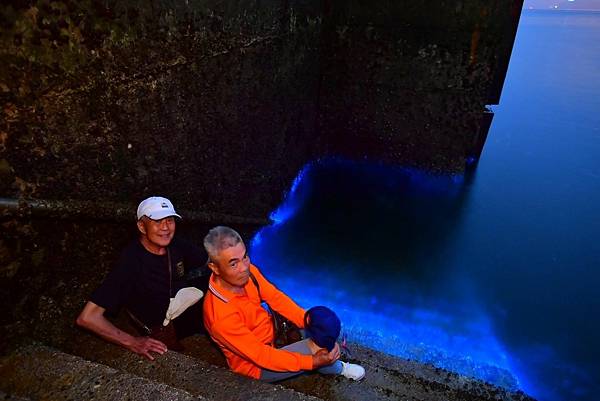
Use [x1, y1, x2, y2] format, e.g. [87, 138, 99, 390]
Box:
[269, 162, 312, 226]
[250, 158, 544, 399]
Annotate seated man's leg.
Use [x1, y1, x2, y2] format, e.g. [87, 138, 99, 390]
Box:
[259, 339, 342, 383]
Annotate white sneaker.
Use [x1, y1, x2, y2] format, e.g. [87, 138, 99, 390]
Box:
[340, 361, 365, 380]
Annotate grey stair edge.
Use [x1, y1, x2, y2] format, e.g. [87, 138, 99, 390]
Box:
[176, 335, 532, 401]
[349, 343, 535, 401]
[58, 336, 324, 401]
[4, 334, 534, 401]
[0, 344, 204, 401]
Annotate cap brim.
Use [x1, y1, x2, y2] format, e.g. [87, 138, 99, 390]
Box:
[145, 211, 182, 220]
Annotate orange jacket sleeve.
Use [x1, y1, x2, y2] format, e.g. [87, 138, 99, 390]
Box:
[211, 307, 314, 372]
[250, 265, 306, 329]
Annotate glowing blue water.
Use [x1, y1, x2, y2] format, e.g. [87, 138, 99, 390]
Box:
[250, 160, 522, 391]
[250, 10, 600, 401]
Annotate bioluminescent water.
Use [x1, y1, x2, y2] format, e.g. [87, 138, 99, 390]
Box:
[249, 9, 600, 401]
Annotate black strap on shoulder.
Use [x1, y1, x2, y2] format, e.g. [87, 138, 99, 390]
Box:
[248, 272, 262, 300]
[166, 247, 173, 298]
[125, 308, 152, 336]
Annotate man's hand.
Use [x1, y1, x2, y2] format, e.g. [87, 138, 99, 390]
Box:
[125, 336, 168, 361]
[312, 342, 341, 368]
[77, 301, 168, 361]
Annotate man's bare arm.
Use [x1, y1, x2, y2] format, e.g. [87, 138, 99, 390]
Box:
[76, 301, 167, 360]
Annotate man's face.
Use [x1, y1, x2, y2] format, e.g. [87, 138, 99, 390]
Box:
[209, 242, 251, 290]
[137, 216, 176, 250]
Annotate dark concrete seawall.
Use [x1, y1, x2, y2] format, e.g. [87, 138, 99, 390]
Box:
[0, 1, 529, 400]
[1, 0, 522, 216]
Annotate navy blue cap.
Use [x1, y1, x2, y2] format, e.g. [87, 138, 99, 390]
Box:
[304, 306, 341, 352]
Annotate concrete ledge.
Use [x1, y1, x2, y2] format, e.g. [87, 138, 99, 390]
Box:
[256, 342, 536, 401]
[0, 301, 536, 401]
[348, 344, 533, 400]
[58, 334, 322, 401]
[57, 330, 535, 401]
[180, 335, 535, 401]
[0, 345, 203, 401]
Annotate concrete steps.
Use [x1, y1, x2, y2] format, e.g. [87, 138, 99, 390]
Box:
[179, 336, 535, 401]
[280, 344, 535, 401]
[50, 330, 534, 401]
[0, 325, 536, 401]
[16, 337, 321, 401]
[0, 343, 322, 401]
[0, 345, 204, 401]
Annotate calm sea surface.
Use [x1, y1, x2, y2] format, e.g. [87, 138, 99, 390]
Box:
[250, 10, 600, 401]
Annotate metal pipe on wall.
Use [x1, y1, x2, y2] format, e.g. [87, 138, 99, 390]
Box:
[0, 197, 270, 226]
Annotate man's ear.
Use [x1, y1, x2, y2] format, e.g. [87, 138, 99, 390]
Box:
[207, 261, 220, 275]
[136, 219, 146, 235]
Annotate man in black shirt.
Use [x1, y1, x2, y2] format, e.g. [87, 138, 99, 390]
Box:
[77, 196, 209, 360]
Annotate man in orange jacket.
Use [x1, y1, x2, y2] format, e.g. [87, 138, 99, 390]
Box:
[202, 225, 365, 382]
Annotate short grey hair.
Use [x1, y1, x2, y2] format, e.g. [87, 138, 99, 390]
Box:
[203, 226, 244, 260]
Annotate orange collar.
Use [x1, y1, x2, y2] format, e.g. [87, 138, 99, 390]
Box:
[207, 270, 252, 303]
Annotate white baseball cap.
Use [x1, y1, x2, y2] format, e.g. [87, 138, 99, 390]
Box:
[136, 196, 182, 220]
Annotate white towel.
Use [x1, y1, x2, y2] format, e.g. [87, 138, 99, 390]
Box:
[163, 287, 204, 326]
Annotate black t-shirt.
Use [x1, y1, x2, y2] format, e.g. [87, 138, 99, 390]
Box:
[91, 237, 208, 327]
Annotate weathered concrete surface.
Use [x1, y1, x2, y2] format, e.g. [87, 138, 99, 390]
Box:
[0, 390, 31, 401]
[51, 336, 322, 401]
[1, 0, 322, 219]
[0, 345, 205, 401]
[1, 1, 523, 219]
[281, 343, 534, 401]
[182, 335, 535, 401]
[317, 1, 522, 171]
[6, 330, 535, 401]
